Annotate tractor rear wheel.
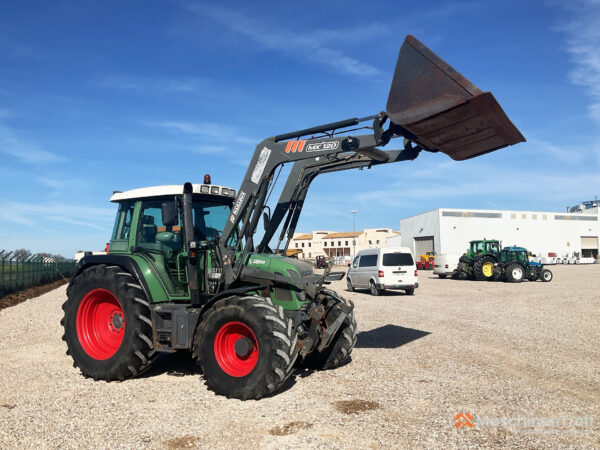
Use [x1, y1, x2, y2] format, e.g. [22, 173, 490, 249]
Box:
[474, 256, 496, 281]
[302, 296, 357, 370]
[505, 263, 524, 283]
[540, 269, 553, 282]
[193, 296, 298, 400]
[61, 265, 155, 381]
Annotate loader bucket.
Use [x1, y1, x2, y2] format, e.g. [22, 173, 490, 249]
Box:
[386, 35, 525, 161]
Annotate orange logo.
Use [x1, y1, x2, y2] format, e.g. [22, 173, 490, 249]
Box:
[284, 140, 307, 153]
[455, 413, 474, 429]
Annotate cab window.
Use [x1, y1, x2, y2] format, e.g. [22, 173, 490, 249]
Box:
[112, 201, 135, 240]
[487, 242, 499, 253]
[352, 256, 359, 268]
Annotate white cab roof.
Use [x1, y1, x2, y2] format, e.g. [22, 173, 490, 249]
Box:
[357, 246, 413, 256]
[110, 184, 236, 202]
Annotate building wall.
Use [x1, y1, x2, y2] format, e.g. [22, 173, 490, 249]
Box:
[289, 228, 400, 260]
[400, 208, 600, 258]
[400, 209, 441, 254]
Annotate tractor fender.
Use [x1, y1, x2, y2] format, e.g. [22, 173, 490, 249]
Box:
[70, 254, 153, 301]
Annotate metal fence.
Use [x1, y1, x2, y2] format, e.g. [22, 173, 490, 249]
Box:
[0, 250, 76, 296]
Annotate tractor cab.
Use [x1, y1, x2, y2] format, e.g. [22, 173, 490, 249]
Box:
[109, 182, 237, 297]
[469, 240, 500, 255]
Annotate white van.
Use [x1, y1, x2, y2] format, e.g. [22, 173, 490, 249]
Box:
[433, 253, 460, 278]
[346, 247, 418, 296]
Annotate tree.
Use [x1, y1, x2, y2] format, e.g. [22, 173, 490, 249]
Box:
[13, 248, 31, 260]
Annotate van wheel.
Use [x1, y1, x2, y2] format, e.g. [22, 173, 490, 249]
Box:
[438, 274, 446, 279]
[369, 281, 380, 296]
[346, 278, 354, 292]
[404, 288, 415, 295]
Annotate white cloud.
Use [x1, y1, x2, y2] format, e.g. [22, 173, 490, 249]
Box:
[94, 75, 212, 94]
[148, 120, 257, 146]
[555, 0, 600, 123]
[0, 202, 115, 231]
[0, 121, 63, 164]
[185, 4, 381, 77]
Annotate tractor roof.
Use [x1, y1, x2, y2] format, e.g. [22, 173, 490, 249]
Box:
[503, 246, 527, 252]
[110, 184, 236, 202]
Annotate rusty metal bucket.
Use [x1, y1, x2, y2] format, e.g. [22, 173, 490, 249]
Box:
[386, 35, 525, 161]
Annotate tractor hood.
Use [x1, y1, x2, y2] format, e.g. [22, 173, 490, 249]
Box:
[246, 253, 314, 278]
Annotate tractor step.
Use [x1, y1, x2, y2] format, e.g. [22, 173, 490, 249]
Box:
[151, 304, 200, 352]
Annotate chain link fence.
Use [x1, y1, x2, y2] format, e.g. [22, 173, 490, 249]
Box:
[0, 250, 76, 296]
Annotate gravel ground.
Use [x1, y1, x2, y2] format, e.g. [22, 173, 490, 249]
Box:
[1, 264, 599, 449]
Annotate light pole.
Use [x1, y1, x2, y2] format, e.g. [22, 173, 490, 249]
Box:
[351, 209, 358, 260]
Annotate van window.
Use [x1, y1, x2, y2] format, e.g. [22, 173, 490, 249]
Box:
[352, 257, 359, 268]
[358, 254, 377, 267]
[383, 253, 414, 266]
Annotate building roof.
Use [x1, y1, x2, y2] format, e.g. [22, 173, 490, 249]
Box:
[293, 234, 313, 240]
[323, 231, 363, 239]
[110, 184, 236, 202]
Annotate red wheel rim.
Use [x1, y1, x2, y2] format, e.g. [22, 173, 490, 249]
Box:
[76, 289, 125, 360]
[214, 321, 259, 377]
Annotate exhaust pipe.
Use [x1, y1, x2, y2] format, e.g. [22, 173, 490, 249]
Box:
[183, 182, 200, 306]
[386, 35, 525, 161]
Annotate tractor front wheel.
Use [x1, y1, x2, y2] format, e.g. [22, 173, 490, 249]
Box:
[301, 296, 357, 370]
[505, 263, 524, 283]
[540, 269, 553, 282]
[61, 265, 155, 381]
[193, 296, 298, 400]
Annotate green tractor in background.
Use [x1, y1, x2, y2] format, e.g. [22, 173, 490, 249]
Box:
[452, 239, 501, 281]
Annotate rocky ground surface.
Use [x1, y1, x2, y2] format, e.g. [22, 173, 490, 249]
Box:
[0, 264, 599, 449]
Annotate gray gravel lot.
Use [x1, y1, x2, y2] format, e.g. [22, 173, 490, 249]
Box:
[1, 264, 599, 449]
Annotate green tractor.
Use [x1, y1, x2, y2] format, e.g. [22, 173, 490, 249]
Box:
[452, 239, 501, 281]
[61, 35, 524, 399]
[493, 246, 553, 283]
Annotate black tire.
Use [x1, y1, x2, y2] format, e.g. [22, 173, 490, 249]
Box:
[346, 277, 354, 292]
[540, 269, 553, 282]
[473, 256, 496, 281]
[438, 274, 447, 279]
[492, 266, 504, 281]
[369, 281, 381, 296]
[302, 296, 357, 370]
[404, 288, 415, 295]
[61, 264, 155, 381]
[193, 295, 298, 400]
[505, 263, 524, 283]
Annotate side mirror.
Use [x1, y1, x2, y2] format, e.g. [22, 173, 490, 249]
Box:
[263, 211, 270, 231]
[161, 201, 178, 227]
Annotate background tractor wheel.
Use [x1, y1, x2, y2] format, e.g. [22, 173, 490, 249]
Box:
[61, 264, 156, 381]
[301, 296, 357, 371]
[193, 296, 298, 400]
[541, 269, 553, 282]
[346, 278, 354, 292]
[474, 256, 496, 281]
[505, 263, 524, 283]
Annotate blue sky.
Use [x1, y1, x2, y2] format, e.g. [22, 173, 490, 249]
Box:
[1, 0, 599, 256]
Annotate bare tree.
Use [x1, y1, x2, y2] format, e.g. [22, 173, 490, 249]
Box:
[13, 248, 31, 260]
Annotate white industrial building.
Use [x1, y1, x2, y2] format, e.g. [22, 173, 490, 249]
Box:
[399, 202, 599, 259]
